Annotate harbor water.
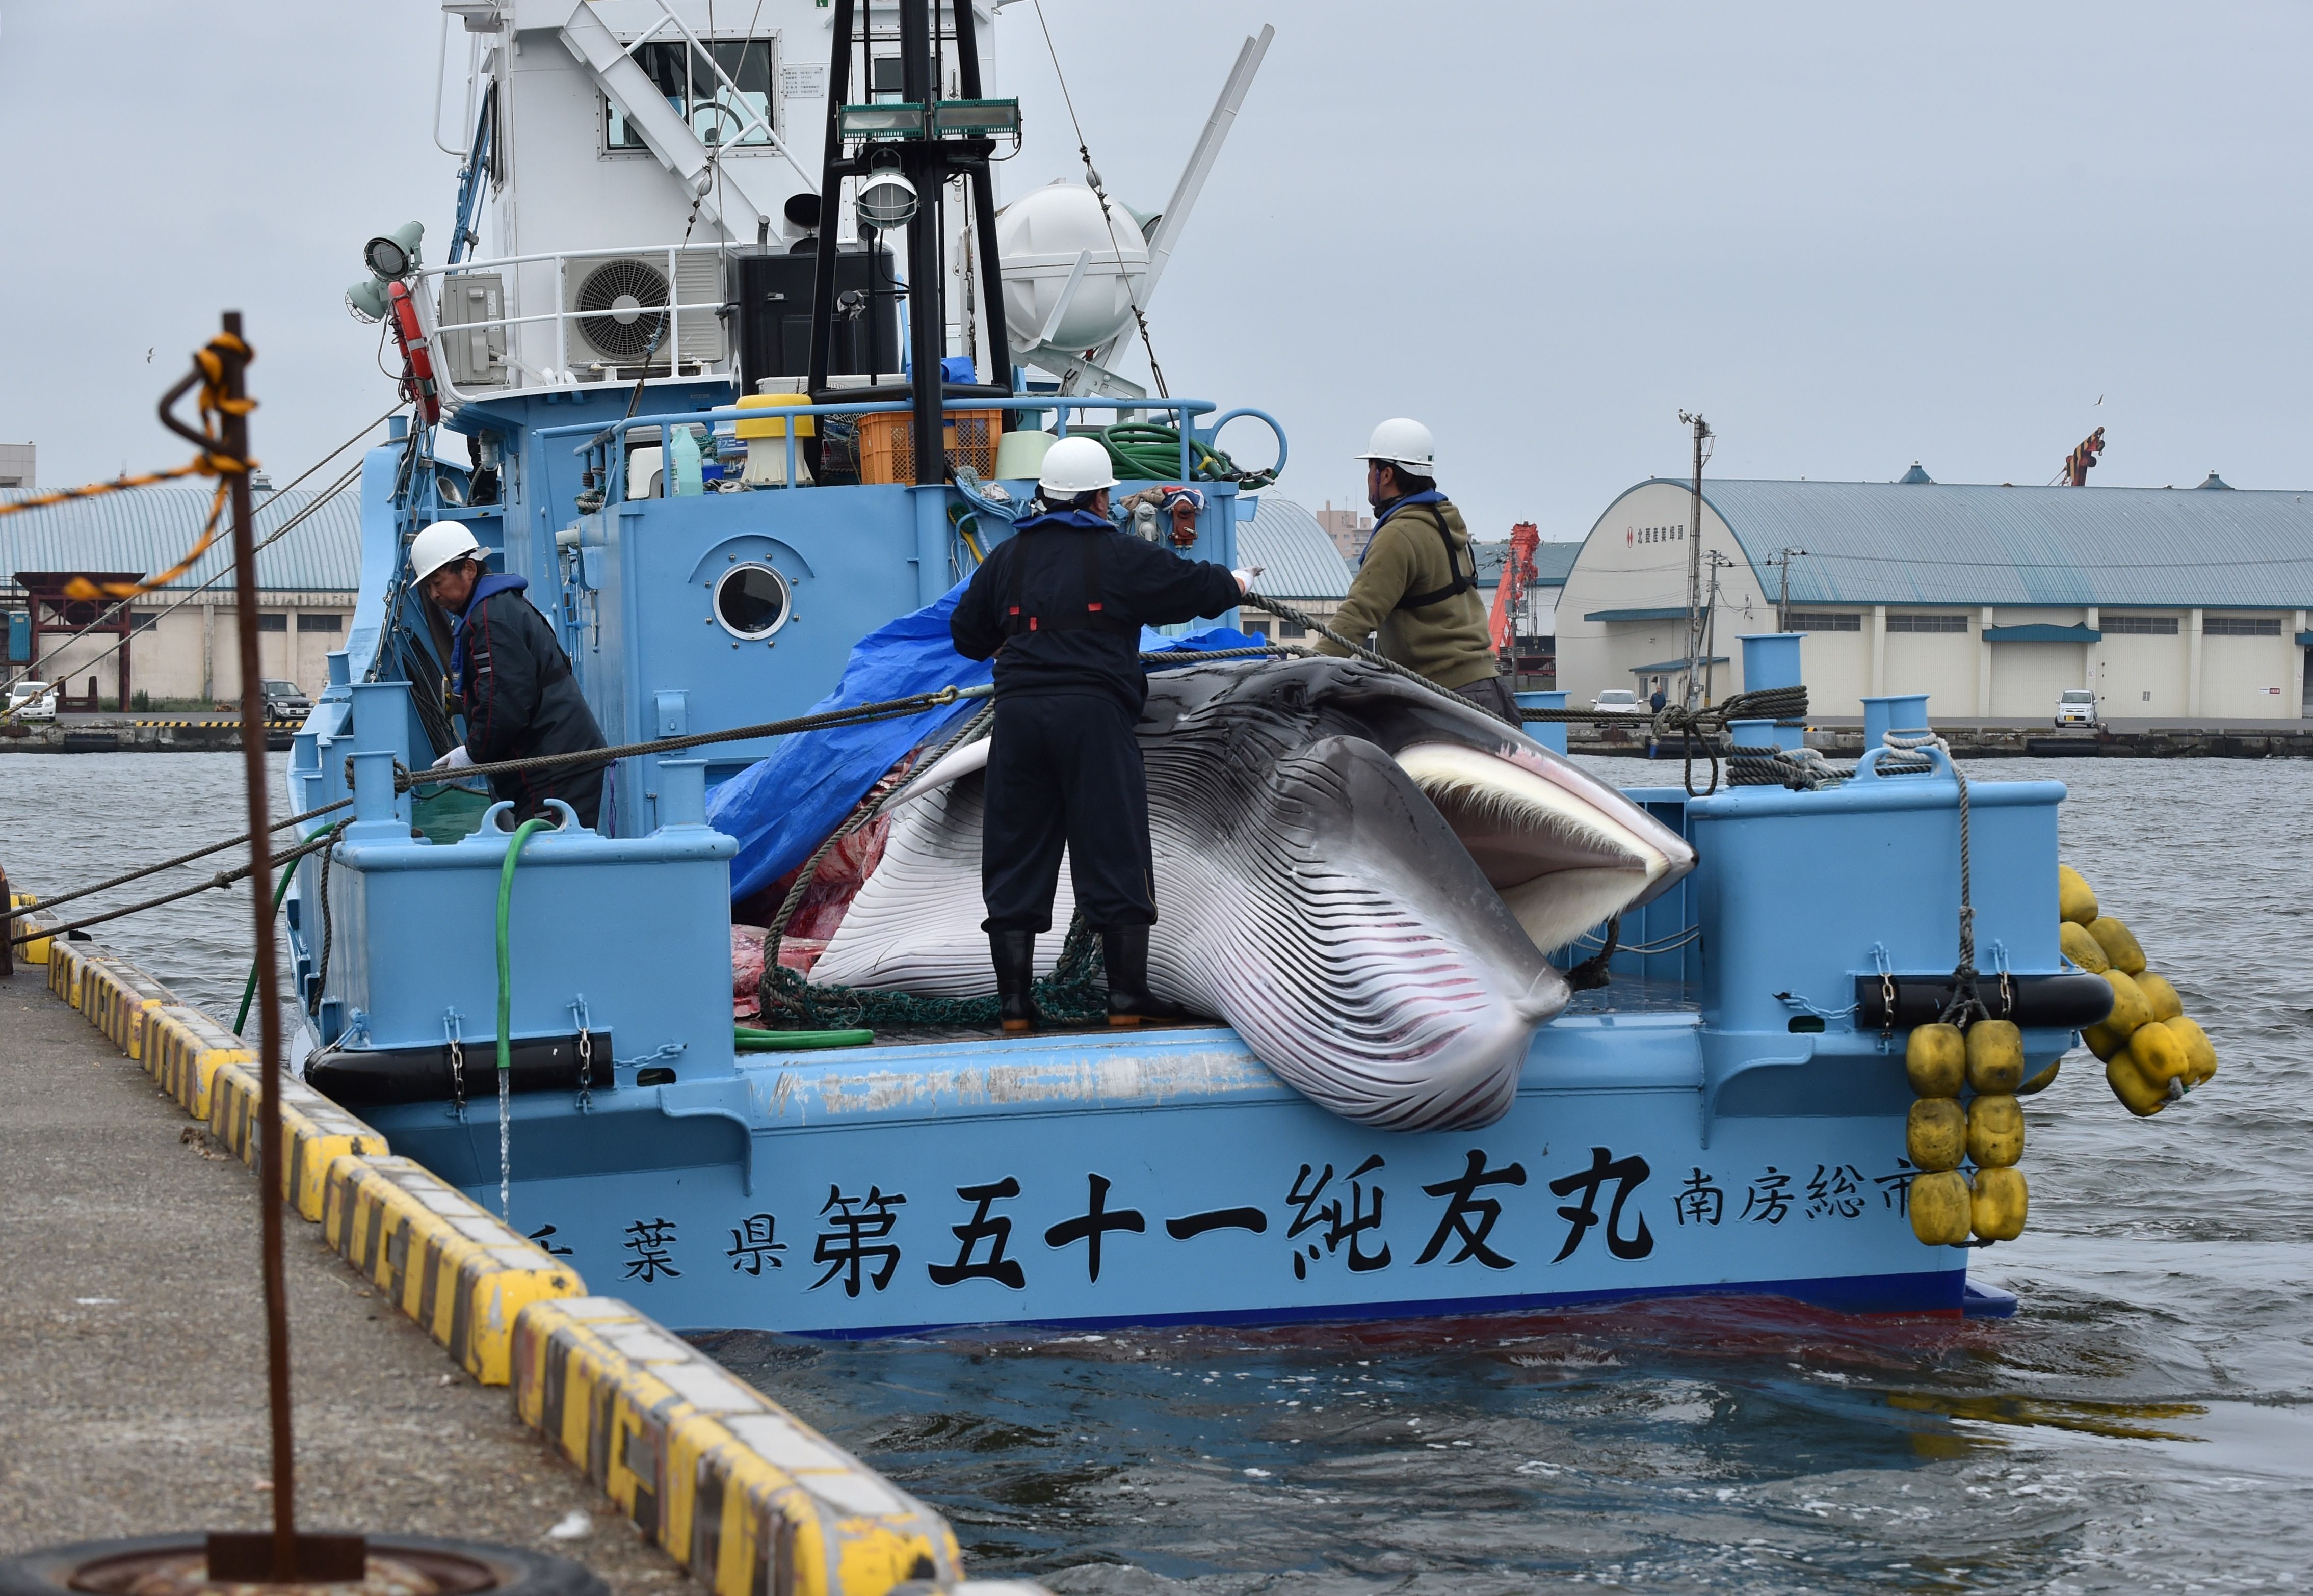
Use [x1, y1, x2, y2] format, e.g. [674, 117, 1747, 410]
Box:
[8, 752, 2308, 1592]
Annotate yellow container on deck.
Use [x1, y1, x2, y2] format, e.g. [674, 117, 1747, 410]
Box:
[734, 391, 816, 438]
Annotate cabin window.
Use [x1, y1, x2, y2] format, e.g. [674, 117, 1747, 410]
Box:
[1788, 611, 1860, 632]
[715, 563, 791, 640]
[2104, 615, 2178, 635]
[606, 39, 777, 152]
[2203, 616, 2281, 636]
[1885, 613, 1968, 633]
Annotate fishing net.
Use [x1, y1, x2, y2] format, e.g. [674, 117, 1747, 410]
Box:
[753, 911, 1113, 1030]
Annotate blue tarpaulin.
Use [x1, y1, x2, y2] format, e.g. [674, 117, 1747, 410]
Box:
[708, 577, 1255, 902]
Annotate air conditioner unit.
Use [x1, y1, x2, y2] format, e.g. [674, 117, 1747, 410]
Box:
[562, 249, 727, 373]
[437, 272, 508, 389]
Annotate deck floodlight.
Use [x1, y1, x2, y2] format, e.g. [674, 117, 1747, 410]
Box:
[856, 167, 919, 229]
[345, 278, 391, 324]
[838, 101, 928, 141]
[363, 221, 425, 281]
[931, 98, 1021, 138]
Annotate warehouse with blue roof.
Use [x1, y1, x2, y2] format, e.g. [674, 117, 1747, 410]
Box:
[3, 482, 361, 708]
[1557, 471, 2313, 722]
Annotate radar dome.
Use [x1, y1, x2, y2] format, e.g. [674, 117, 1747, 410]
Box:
[996, 179, 1151, 356]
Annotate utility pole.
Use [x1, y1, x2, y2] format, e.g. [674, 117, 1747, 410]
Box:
[1771, 545, 1806, 632]
[1677, 411, 1712, 711]
[1701, 550, 1734, 707]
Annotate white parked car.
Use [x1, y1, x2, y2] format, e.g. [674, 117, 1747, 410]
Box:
[1592, 688, 1641, 713]
[5, 679, 58, 723]
[2054, 688, 2099, 728]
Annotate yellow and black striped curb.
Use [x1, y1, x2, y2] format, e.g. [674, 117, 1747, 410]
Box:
[8, 893, 52, 963]
[145, 1003, 255, 1120]
[18, 922, 1017, 1596]
[512, 1297, 964, 1596]
[130, 720, 304, 728]
[85, 960, 181, 1061]
[211, 1061, 391, 1220]
[321, 1154, 585, 1387]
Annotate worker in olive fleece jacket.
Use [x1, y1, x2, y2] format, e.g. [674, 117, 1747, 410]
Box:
[1316, 417, 1517, 727]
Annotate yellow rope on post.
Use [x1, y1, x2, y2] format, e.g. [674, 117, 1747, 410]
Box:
[0, 329, 260, 603]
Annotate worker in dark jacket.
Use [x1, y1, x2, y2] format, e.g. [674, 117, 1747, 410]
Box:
[410, 521, 610, 830]
[1317, 417, 1518, 727]
[950, 436, 1248, 1031]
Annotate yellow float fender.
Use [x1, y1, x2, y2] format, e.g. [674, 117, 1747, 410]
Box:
[2126, 1020, 2190, 1088]
[2099, 969, 2152, 1036]
[2134, 971, 2184, 1023]
[2059, 920, 2110, 974]
[2164, 1015, 2219, 1086]
[1971, 1167, 2028, 1241]
[1910, 1170, 1974, 1246]
[2087, 916, 2147, 976]
[2104, 1052, 2169, 1116]
[1966, 1020, 2026, 1094]
[2018, 1058, 2061, 1096]
[2058, 864, 2099, 925]
[1906, 1099, 1966, 1172]
[1905, 1023, 1967, 1098]
[1966, 1094, 2025, 1167]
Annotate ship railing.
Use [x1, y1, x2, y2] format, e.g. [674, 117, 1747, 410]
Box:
[539, 397, 1289, 511]
[410, 244, 739, 407]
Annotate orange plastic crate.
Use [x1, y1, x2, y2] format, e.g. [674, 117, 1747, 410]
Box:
[855, 409, 1001, 484]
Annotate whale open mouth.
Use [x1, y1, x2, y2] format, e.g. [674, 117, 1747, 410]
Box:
[1391, 740, 1684, 956]
[805, 658, 1696, 1132]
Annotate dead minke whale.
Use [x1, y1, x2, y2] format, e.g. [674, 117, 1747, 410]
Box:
[805, 657, 1697, 1133]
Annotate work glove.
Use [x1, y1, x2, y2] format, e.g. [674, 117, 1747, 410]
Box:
[1232, 566, 1261, 594]
[432, 744, 474, 771]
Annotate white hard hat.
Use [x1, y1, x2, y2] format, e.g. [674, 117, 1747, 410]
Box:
[1037, 435, 1120, 497]
[1355, 417, 1436, 473]
[409, 520, 484, 583]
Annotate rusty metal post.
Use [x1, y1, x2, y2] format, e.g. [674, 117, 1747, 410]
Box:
[1, 865, 14, 978]
[216, 312, 300, 1577]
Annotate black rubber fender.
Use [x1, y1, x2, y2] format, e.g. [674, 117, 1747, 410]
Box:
[1855, 970, 2114, 1032]
[0, 1534, 608, 1596]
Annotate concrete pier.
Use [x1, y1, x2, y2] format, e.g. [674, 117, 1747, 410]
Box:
[0, 962, 693, 1589]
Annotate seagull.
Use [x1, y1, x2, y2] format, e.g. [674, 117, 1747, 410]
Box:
[145, 347, 153, 363]
[2093, 394, 2102, 406]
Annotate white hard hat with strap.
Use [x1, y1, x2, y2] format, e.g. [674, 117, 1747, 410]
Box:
[409, 520, 485, 583]
[1354, 417, 1436, 473]
[1037, 435, 1120, 497]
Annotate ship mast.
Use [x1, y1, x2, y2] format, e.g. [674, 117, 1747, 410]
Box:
[807, 0, 1015, 484]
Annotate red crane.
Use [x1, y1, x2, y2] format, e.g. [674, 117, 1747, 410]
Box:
[1488, 521, 1541, 656]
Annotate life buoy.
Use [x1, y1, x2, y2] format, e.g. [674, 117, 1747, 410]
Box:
[386, 280, 441, 425]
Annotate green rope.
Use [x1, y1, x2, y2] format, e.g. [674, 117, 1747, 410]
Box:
[756, 913, 1113, 1030]
[1075, 423, 1275, 488]
[495, 818, 553, 1077]
[234, 821, 344, 1034]
[734, 1025, 875, 1051]
[494, 817, 551, 1222]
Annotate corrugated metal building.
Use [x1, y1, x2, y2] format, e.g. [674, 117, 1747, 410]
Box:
[2, 484, 362, 705]
[1559, 474, 2313, 721]
[1236, 496, 1353, 642]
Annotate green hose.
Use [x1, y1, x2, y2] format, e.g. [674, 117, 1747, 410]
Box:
[734, 1024, 875, 1051]
[234, 821, 344, 1035]
[496, 817, 554, 1079]
[1077, 423, 1268, 486]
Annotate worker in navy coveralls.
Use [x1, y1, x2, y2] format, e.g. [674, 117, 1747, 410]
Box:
[950, 436, 1249, 1031]
[409, 520, 611, 830]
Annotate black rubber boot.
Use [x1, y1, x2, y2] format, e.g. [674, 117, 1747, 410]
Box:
[1103, 924, 1191, 1026]
[991, 930, 1041, 1033]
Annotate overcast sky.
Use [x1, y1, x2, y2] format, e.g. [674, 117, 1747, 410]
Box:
[4, 2, 2308, 544]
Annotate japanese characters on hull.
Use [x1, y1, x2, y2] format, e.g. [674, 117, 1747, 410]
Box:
[502, 1105, 1952, 1334]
